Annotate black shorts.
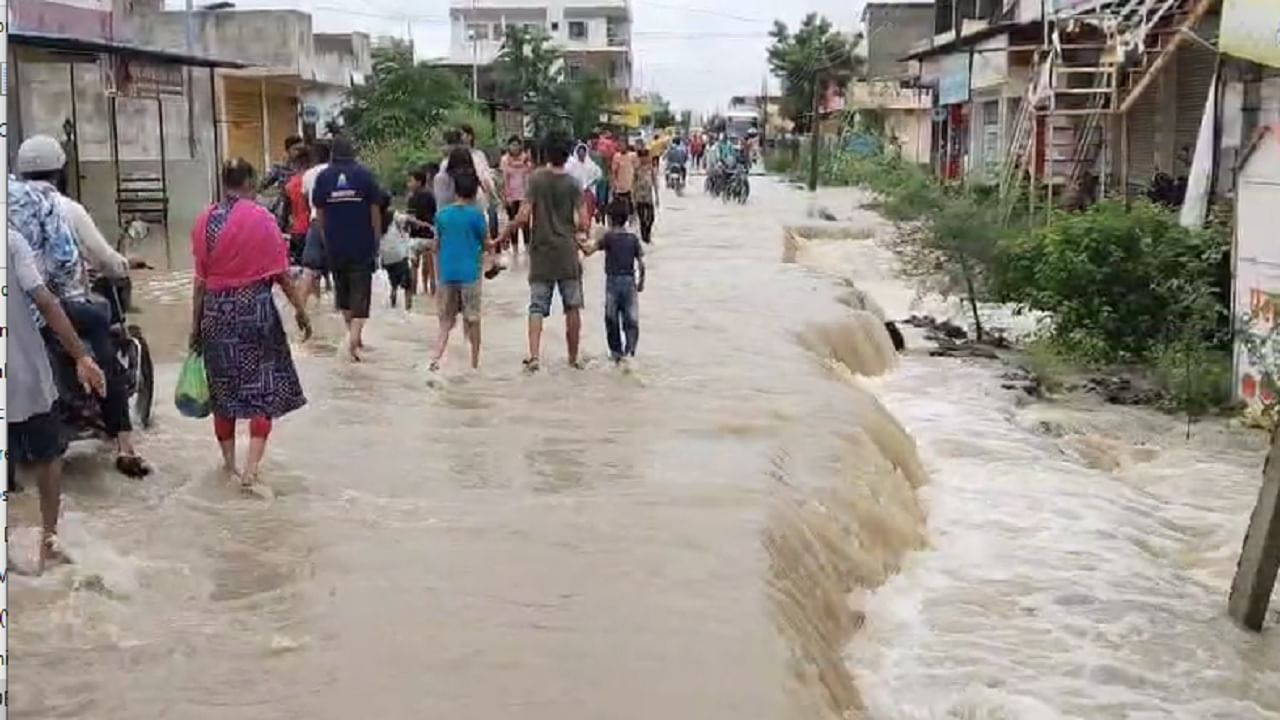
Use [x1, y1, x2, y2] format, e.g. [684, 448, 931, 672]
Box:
[505, 201, 522, 220]
[384, 260, 412, 290]
[333, 263, 374, 319]
[10, 412, 68, 466]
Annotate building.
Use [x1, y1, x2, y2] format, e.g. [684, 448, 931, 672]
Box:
[904, 0, 1220, 200]
[847, 1, 935, 165]
[446, 0, 633, 102]
[10, 0, 372, 264]
[129, 8, 371, 171]
[9, 0, 244, 264]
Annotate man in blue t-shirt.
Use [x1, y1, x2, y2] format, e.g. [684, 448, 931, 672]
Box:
[429, 171, 490, 372]
[313, 136, 382, 361]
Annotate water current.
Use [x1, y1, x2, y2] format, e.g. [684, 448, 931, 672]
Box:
[9, 177, 1280, 719]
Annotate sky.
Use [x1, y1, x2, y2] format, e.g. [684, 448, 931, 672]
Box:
[169, 0, 875, 114]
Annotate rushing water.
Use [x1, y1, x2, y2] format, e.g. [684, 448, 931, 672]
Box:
[9, 178, 1280, 719]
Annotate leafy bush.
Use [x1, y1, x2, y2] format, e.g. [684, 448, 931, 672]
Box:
[365, 138, 442, 195]
[994, 199, 1229, 363]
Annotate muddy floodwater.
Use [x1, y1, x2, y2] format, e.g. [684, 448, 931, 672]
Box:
[10, 178, 1280, 719]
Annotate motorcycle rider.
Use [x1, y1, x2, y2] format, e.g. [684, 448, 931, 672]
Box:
[14, 135, 152, 478]
[664, 138, 689, 189]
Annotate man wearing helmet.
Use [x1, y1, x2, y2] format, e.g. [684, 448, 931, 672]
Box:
[14, 134, 152, 478]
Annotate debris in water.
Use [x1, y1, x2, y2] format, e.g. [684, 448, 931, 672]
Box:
[269, 634, 310, 654]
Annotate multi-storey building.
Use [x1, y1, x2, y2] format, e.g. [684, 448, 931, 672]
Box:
[447, 0, 633, 102]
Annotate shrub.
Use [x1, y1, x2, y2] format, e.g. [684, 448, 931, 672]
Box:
[1152, 339, 1233, 417]
[994, 199, 1228, 363]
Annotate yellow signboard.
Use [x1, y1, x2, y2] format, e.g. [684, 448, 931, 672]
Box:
[1222, 0, 1280, 69]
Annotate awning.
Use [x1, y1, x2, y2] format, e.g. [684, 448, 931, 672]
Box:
[12, 30, 251, 69]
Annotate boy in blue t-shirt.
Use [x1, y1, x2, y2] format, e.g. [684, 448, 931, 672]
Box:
[430, 171, 491, 371]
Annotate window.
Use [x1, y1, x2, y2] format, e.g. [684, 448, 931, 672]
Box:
[466, 23, 489, 41]
[568, 21, 587, 40]
[566, 62, 583, 81]
[492, 23, 504, 40]
[550, 21, 560, 32]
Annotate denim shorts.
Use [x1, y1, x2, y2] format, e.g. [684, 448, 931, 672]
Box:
[529, 278, 584, 317]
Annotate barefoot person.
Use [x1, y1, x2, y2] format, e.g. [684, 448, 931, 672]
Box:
[9, 227, 106, 571]
[430, 171, 490, 371]
[190, 159, 312, 489]
[313, 136, 383, 361]
[499, 132, 589, 371]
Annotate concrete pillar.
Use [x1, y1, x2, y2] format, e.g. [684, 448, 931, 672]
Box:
[1228, 425, 1280, 631]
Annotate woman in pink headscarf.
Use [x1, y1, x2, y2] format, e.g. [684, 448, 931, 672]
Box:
[189, 158, 312, 489]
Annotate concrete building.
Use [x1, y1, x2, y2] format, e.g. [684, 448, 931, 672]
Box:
[848, 1, 935, 166]
[9, 0, 242, 264]
[904, 0, 1220, 201]
[447, 0, 633, 101]
[10, 0, 371, 263]
[130, 8, 371, 172]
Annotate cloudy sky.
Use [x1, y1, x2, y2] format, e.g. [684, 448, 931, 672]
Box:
[171, 0, 876, 113]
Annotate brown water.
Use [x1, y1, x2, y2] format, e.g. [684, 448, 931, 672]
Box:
[10, 178, 1280, 719]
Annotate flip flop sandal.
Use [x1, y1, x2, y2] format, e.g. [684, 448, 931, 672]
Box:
[115, 454, 153, 478]
[42, 533, 72, 568]
[522, 357, 540, 373]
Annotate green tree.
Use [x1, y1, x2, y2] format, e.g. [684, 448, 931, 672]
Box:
[767, 13, 863, 133]
[342, 40, 472, 146]
[494, 26, 567, 140]
[562, 72, 611, 140]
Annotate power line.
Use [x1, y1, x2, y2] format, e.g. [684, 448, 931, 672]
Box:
[631, 0, 774, 26]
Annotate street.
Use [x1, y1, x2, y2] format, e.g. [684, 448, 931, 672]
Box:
[10, 177, 1280, 719]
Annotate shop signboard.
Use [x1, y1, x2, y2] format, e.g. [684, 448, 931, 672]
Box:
[938, 53, 970, 106]
[1222, 0, 1280, 69]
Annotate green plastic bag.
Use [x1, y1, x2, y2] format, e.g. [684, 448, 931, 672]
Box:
[175, 351, 211, 418]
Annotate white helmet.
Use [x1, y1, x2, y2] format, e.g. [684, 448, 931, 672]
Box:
[17, 135, 67, 175]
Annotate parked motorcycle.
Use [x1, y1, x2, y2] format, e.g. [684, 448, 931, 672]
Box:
[49, 276, 156, 439]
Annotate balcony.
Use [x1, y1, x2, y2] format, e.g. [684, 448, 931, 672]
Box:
[846, 81, 932, 111]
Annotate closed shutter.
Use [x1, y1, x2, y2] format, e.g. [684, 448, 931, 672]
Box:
[1175, 43, 1216, 174]
[266, 91, 298, 165]
[223, 77, 263, 170]
[1126, 79, 1158, 189]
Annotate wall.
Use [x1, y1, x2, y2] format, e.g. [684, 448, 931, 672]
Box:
[886, 109, 932, 165]
[128, 9, 315, 76]
[449, 4, 629, 64]
[12, 48, 218, 250]
[1233, 130, 1280, 413]
[864, 3, 934, 80]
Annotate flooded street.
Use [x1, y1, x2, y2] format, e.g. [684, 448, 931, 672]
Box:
[11, 177, 1280, 718]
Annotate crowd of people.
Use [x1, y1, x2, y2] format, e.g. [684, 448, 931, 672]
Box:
[5, 126, 685, 571]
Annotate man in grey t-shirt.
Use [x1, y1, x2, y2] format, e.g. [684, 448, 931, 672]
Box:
[9, 229, 106, 571]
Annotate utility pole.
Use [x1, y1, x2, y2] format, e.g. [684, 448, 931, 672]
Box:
[1229, 425, 1280, 631]
[808, 71, 822, 192]
[470, 0, 480, 102]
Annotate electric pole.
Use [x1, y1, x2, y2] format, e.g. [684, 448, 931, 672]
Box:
[808, 70, 822, 192]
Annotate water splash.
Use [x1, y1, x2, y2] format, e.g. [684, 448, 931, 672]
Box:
[767, 227, 931, 719]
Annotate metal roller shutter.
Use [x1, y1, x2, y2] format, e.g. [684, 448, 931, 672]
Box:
[1126, 78, 1158, 189]
[1175, 42, 1217, 174]
[223, 77, 263, 170]
[266, 91, 299, 167]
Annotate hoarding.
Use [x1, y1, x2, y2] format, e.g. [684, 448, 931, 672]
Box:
[1222, 0, 1280, 69]
[938, 53, 970, 106]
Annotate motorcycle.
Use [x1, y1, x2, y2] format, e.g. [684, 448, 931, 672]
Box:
[666, 165, 686, 196]
[49, 276, 156, 440]
[723, 168, 750, 204]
